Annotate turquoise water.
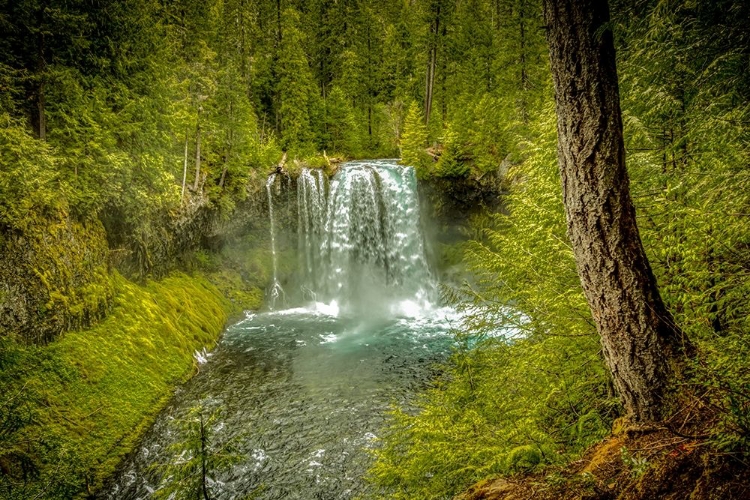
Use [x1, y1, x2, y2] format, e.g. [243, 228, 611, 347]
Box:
[104, 160, 462, 499]
[105, 306, 461, 499]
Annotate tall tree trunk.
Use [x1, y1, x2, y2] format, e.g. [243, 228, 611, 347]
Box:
[518, 0, 529, 124]
[440, 20, 447, 124]
[220, 131, 232, 189]
[35, 6, 47, 141]
[424, 5, 440, 126]
[182, 131, 189, 200]
[543, 0, 691, 422]
[276, 0, 282, 44]
[36, 81, 46, 141]
[193, 120, 202, 192]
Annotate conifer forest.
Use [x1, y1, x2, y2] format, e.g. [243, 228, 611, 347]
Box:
[1, 0, 749, 498]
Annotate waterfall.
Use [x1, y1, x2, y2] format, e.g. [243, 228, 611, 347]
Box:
[297, 168, 327, 301]
[265, 173, 285, 309]
[297, 160, 435, 316]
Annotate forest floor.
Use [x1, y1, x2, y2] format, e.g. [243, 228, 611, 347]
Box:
[457, 412, 750, 500]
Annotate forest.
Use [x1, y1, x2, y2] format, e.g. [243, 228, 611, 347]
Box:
[1, 0, 749, 498]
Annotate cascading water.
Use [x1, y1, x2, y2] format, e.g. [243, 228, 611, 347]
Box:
[297, 167, 327, 301]
[106, 160, 467, 500]
[297, 160, 435, 316]
[265, 173, 285, 309]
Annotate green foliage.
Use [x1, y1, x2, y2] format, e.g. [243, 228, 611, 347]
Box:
[277, 8, 321, 155]
[324, 86, 364, 157]
[506, 445, 543, 471]
[615, 0, 750, 451]
[0, 272, 231, 498]
[620, 447, 649, 478]
[0, 114, 60, 231]
[369, 334, 615, 499]
[434, 124, 470, 177]
[0, 211, 114, 343]
[374, 2, 750, 497]
[371, 119, 618, 496]
[2, 0, 750, 497]
[399, 102, 431, 177]
[153, 405, 241, 500]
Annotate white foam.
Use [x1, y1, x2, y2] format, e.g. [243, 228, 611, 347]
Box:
[313, 300, 339, 317]
[193, 347, 211, 365]
[319, 333, 337, 344]
[390, 299, 424, 318]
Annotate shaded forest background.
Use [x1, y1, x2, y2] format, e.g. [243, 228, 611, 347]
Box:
[1, 0, 750, 498]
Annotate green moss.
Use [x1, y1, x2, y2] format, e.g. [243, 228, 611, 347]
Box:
[0, 271, 231, 498]
[181, 244, 267, 314]
[0, 212, 114, 343]
[205, 269, 264, 313]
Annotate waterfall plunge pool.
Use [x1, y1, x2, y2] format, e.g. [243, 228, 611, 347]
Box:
[104, 305, 463, 499]
[105, 160, 467, 499]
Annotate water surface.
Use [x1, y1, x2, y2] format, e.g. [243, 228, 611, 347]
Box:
[106, 305, 460, 499]
[106, 160, 459, 499]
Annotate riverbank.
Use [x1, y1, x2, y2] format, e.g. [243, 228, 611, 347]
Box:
[0, 271, 233, 499]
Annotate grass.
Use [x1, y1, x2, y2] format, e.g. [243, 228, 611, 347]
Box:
[1, 271, 232, 498]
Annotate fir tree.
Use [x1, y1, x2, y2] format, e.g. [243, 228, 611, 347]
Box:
[399, 102, 431, 177]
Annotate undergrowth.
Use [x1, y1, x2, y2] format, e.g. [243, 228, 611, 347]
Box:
[368, 109, 619, 499]
[0, 271, 231, 499]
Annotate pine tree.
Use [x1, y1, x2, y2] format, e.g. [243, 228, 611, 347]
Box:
[543, 0, 691, 422]
[276, 8, 320, 154]
[399, 102, 431, 177]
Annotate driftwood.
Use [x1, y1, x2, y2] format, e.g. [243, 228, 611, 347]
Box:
[323, 151, 344, 164]
[274, 152, 288, 175]
[426, 145, 442, 161]
[323, 150, 343, 174]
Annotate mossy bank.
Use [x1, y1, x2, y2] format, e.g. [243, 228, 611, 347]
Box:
[0, 271, 233, 499]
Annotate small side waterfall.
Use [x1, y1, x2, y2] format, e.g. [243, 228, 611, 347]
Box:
[297, 168, 327, 301]
[297, 160, 435, 316]
[265, 173, 285, 309]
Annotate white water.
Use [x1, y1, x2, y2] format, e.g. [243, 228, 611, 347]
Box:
[107, 160, 521, 500]
[296, 160, 436, 317]
[265, 173, 285, 309]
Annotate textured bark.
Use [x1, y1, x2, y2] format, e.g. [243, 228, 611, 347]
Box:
[181, 132, 189, 199]
[35, 15, 47, 141]
[193, 121, 202, 192]
[518, 0, 529, 124]
[424, 5, 440, 126]
[543, 0, 690, 422]
[36, 81, 46, 141]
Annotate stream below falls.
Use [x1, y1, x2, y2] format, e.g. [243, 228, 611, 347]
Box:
[104, 160, 463, 499]
[104, 306, 460, 499]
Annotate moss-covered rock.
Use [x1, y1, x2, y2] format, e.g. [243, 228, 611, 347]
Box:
[205, 268, 264, 312]
[0, 211, 113, 343]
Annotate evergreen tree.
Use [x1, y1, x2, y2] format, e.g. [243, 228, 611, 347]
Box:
[153, 406, 240, 500]
[399, 102, 431, 177]
[544, 0, 689, 422]
[276, 7, 319, 154]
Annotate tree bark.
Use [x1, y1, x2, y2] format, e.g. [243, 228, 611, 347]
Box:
[543, 0, 691, 422]
[36, 81, 46, 141]
[182, 131, 189, 200]
[219, 130, 231, 190]
[35, 7, 47, 141]
[518, 0, 529, 124]
[193, 120, 202, 192]
[424, 5, 440, 126]
[440, 20, 447, 124]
